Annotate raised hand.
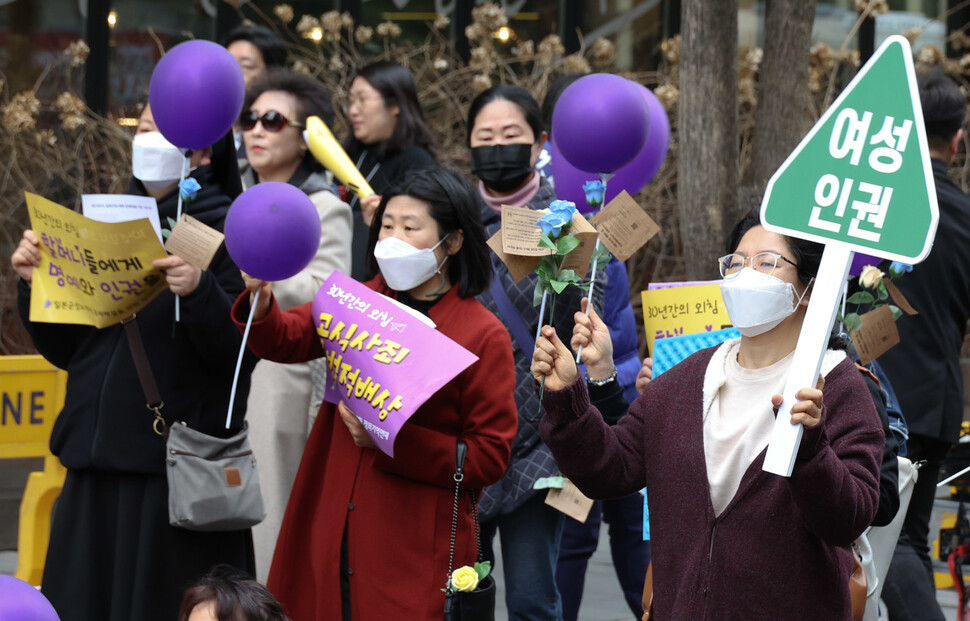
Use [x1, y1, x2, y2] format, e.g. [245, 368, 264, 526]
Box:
[571, 296, 614, 381]
[240, 272, 273, 321]
[532, 325, 578, 392]
[11, 230, 40, 282]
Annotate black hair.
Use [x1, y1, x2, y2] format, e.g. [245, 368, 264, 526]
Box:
[343, 61, 437, 162]
[726, 209, 822, 288]
[365, 167, 491, 298]
[917, 72, 966, 147]
[177, 565, 290, 621]
[221, 25, 288, 69]
[243, 69, 335, 172]
[466, 85, 545, 146]
[541, 73, 583, 132]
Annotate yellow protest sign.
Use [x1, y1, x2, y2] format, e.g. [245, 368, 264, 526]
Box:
[26, 192, 169, 328]
[641, 283, 733, 355]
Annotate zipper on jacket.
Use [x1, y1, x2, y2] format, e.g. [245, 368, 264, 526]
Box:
[168, 449, 253, 459]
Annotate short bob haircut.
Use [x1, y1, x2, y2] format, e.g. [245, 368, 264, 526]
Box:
[726, 209, 822, 289]
[365, 167, 491, 298]
[243, 69, 335, 172]
[343, 61, 437, 162]
[177, 565, 290, 621]
[466, 84, 545, 146]
[221, 25, 288, 69]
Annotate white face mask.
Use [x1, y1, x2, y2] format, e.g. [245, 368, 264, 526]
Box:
[719, 267, 810, 337]
[132, 132, 187, 189]
[374, 236, 448, 292]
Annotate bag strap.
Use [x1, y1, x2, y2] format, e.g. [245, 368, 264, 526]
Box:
[489, 270, 534, 355]
[446, 441, 483, 584]
[122, 316, 167, 436]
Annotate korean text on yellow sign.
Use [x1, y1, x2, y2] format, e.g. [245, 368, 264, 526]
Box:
[26, 192, 169, 329]
[641, 283, 733, 355]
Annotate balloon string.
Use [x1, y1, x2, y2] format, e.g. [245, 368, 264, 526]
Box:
[575, 172, 612, 364]
[174, 153, 189, 323]
[226, 289, 259, 429]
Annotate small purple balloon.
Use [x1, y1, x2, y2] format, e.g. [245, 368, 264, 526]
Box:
[149, 40, 245, 150]
[551, 83, 670, 213]
[552, 73, 650, 174]
[225, 182, 322, 282]
[0, 576, 60, 620]
[850, 252, 883, 276]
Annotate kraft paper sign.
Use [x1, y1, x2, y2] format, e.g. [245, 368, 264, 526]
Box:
[851, 304, 900, 365]
[164, 214, 225, 270]
[26, 192, 169, 328]
[544, 479, 594, 523]
[492, 205, 599, 282]
[589, 190, 661, 262]
[313, 271, 479, 457]
[641, 283, 733, 355]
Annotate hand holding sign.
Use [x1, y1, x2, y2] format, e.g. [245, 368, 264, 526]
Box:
[760, 35, 938, 476]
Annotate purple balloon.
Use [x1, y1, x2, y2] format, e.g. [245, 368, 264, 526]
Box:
[552, 73, 650, 174]
[850, 252, 883, 276]
[0, 576, 60, 620]
[224, 182, 322, 282]
[149, 40, 245, 150]
[551, 83, 670, 213]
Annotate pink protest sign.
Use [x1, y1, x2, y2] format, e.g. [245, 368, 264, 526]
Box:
[312, 271, 478, 456]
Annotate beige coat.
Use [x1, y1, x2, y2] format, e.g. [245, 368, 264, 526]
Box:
[241, 163, 352, 581]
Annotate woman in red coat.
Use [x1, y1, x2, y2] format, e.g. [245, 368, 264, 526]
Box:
[232, 166, 518, 620]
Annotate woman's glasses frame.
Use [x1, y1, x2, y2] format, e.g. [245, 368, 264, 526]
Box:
[717, 252, 798, 279]
[240, 110, 304, 133]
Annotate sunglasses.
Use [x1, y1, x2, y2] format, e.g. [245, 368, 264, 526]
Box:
[240, 110, 304, 132]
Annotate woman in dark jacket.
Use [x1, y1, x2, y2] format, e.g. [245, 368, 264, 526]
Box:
[343, 60, 436, 279]
[11, 104, 255, 621]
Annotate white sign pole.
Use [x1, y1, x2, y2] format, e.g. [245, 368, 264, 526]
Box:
[762, 243, 853, 476]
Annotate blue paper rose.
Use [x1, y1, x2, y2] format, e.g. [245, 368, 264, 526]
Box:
[583, 180, 605, 207]
[537, 211, 571, 237]
[888, 261, 913, 277]
[179, 178, 201, 202]
[548, 200, 577, 219]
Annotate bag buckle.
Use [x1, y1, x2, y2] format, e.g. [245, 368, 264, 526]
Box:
[149, 402, 167, 436]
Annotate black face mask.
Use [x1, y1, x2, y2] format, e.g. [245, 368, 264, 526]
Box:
[470, 144, 534, 193]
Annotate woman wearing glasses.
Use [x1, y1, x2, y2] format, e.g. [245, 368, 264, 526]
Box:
[531, 211, 885, 620]
[343, 60, 436, 280]
[240, 68, 352, 581]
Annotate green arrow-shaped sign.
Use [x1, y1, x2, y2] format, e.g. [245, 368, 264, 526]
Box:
[761, 35, 938, 263]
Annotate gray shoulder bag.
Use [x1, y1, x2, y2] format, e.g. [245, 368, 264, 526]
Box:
[123, 316, 265, 531]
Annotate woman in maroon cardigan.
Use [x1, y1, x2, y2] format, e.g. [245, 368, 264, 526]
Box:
[531, 212, 884, 621]
[231, 167, 517, 620]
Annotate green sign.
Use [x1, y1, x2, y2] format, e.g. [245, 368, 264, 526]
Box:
[761, 35, 938, 263]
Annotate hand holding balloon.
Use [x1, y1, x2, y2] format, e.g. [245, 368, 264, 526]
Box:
[241, 273, 273, 321]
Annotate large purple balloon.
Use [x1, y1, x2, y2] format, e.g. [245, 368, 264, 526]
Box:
[551, 83, 670, 213]
[224, 182, 322, 282]
[0, 576, 60, 620]
[149, 40, 244, 150]
[552, 73, 650, 174]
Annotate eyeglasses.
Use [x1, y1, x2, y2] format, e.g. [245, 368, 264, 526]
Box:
[717, 252, 798, 278]
[240, 110, 303, 133]
[346, 93, 383, 109]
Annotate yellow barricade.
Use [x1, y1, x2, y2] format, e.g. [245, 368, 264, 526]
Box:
[0, 355, 67, 586]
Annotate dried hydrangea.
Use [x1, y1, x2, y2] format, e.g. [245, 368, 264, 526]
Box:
[292, 60, 312, 75]
[37, 129, 57, 146]
[273, 4, 294, 24]
[296, 14, 321, 36]
[2, 91, 41, 133]
[434, 13, 450, 30]
[321, 11, 343, 36]
[329, 55, 344, 72]
[739, 76, 757, 107]
[465, 23, 486, 42]
[376, 21, 402, 38]
[951, 29, 970, 51]
[839, 48, 861, 68]
[654, 84, 678, 111]
[56, 92, 85, 115]
[471, 2, 508, 32]
[900, 27, 922, 46]
[355, 25, 374, 43]
[590, 38, 615, 67]
[433, 57, 449, 71]
[61, 112, 86, 131]
[470, 46, 496, 71]
[916, 45, 944, 67]
[471, 73, 493, 95]
[64, 39, 90, 68]
[810, 41, 837, 73]
[853, 0, 889, 15]
[512, 40, 534, 59]
[661, 35, 681, 65]
[537, 34, 565, 67]
[340, 12, 353, 29]
[561, 52, 591, 74]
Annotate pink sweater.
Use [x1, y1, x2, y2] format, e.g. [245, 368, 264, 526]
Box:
[539, 345, 883, 621]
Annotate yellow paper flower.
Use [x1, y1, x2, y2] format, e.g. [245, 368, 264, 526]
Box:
[859, 265, 885, 290]
[451, 566, 480, 592]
